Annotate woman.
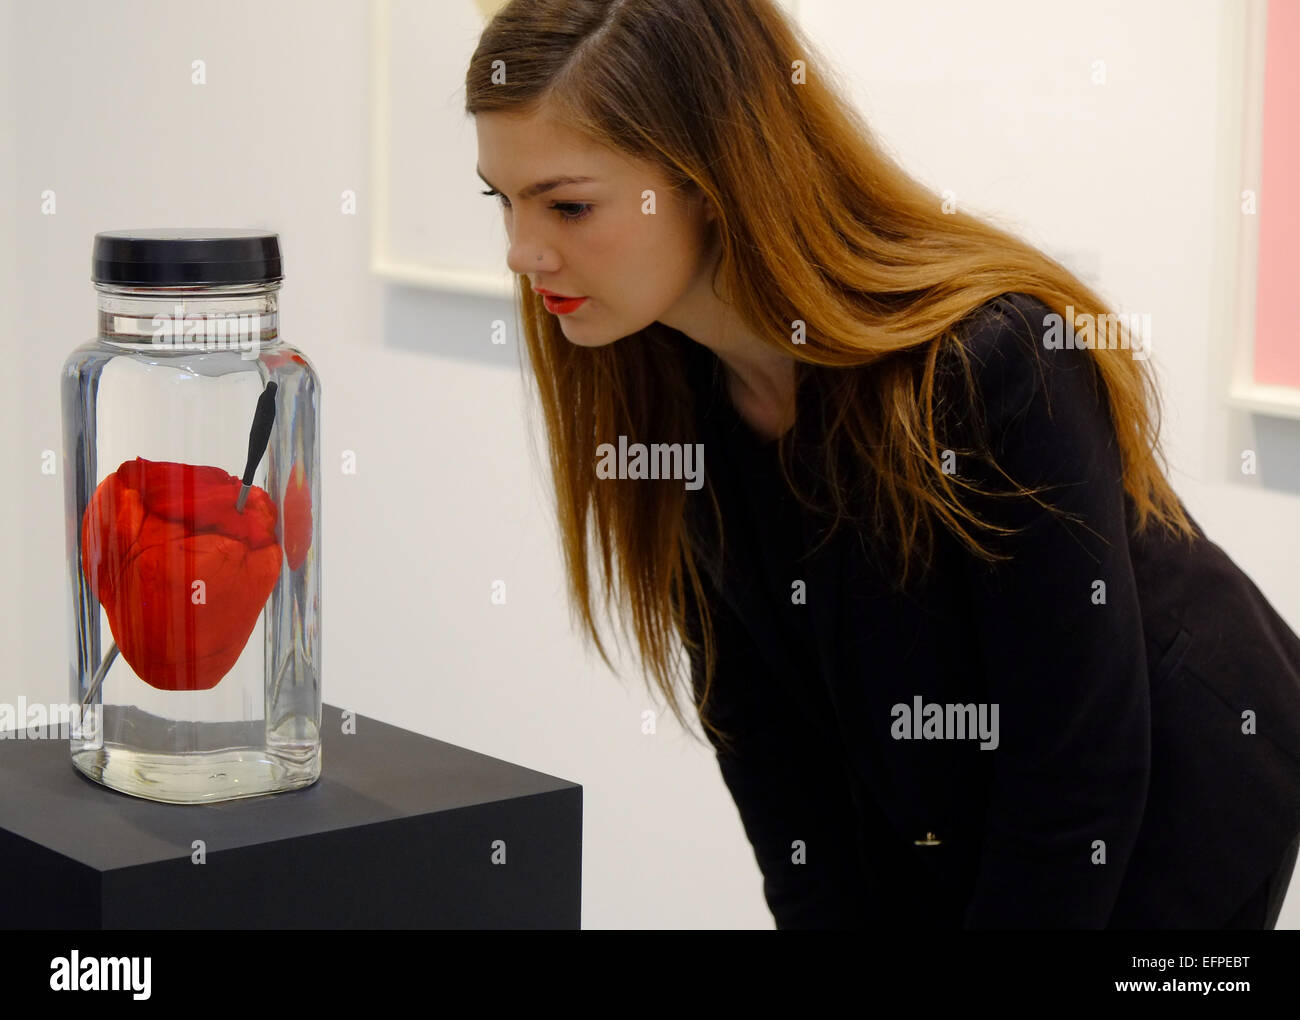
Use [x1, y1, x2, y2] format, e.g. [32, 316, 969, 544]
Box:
[465, 0, 1300, 928]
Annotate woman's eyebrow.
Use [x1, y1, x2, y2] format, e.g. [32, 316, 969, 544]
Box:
[476, 166, 598, 200]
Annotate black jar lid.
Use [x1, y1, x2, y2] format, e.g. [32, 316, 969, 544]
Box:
[92, 228, 283, 287]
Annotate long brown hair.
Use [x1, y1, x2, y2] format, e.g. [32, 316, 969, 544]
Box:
[464, 0, 1195, 755]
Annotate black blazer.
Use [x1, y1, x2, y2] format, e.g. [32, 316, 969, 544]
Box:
[679, 291, 1300, 928]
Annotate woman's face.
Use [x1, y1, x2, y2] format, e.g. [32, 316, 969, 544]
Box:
[475, 106, 718, 347]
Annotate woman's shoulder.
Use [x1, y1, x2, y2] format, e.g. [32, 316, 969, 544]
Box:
[955, 291, 1056, 366]
[946, 291, 1103, 427]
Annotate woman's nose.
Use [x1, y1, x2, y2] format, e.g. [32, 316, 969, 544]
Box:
[506, 246, 537, 275]
[505, 225, 548, 275]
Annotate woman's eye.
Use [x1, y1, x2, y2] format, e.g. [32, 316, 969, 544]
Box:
[480, 188, 590, 223]
[551, 203, 592, 222]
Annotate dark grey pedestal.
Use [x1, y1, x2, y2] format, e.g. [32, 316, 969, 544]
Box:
[0, 703, 581, 928]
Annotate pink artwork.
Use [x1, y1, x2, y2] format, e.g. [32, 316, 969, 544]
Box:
[1252, 0, 1300, 387]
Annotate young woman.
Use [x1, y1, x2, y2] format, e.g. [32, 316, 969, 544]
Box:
[465, 0, 1300, 928]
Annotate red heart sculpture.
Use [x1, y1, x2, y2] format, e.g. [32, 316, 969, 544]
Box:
[80, 457, 282, 692]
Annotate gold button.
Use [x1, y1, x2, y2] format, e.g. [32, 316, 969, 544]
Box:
[914, 831, 942, 846]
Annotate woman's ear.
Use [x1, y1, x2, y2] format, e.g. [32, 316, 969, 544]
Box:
[687, 182, 716, 225]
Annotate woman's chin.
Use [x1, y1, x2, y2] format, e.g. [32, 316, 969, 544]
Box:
[557, 320, 623, 348]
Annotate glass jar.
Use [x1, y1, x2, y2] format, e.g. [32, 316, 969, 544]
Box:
[61, 228, 321, 804]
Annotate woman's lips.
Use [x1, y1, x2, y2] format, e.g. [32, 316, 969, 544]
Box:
[542, 294, 588, 315]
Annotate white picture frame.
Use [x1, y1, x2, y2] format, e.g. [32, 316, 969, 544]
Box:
[1224, 0, 1300, 419]
[368, 0, 802, 299]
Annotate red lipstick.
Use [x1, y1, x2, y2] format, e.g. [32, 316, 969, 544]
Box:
[533, 287, 588, 315]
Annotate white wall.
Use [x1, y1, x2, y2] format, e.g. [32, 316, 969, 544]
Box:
[2, 0, 1296, 929]
[1, 0, 19, 702]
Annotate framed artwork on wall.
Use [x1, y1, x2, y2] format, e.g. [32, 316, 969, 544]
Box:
[368, 0, 801, 298]
[1227, 0, 1300, 419]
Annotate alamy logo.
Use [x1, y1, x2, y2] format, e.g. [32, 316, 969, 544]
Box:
[0, 699, 99, 739]
[891, 696, 1000, 750]
[151, 305, 262, 359]
[1041, 307, 1151, 361]
[49, 951, 151, 999]
[595, 436, 704, 491]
